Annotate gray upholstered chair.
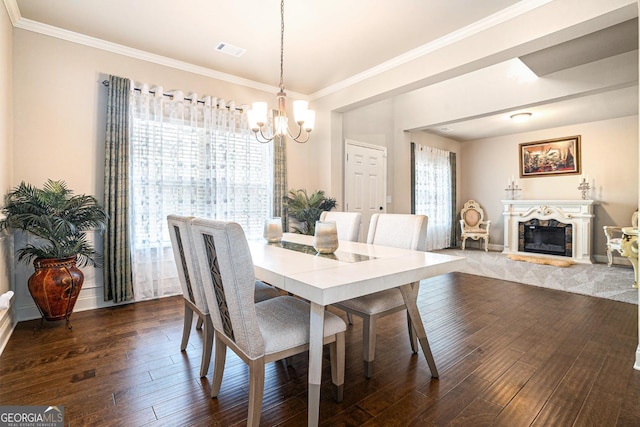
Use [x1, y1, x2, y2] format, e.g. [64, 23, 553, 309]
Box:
[167, 215, 279, 378]
[319, 211, 362, 242]
[190, 218, 346, 427]
[332, 213, 431, 378]
[604, 210, 639, 266]
[460, 200, 491, 251]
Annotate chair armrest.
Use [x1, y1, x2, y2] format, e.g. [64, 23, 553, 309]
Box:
[484, 220, 491, 233]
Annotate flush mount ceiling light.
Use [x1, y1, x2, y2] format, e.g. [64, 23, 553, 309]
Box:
[247, 0, 315, 144]
[510, 112, 532, 123]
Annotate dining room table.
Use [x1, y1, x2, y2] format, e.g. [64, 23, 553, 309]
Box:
[247, 232, 466, 426]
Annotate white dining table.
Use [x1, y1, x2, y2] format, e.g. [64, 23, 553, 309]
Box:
[248, 233, 466, 426]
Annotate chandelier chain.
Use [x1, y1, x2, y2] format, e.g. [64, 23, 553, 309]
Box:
[279, 0, 285, 92]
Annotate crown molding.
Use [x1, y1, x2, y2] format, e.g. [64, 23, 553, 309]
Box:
[5, 0, 551, 101]
[309, 0, 553, 100]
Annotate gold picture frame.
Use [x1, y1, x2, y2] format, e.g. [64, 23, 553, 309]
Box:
[519, 135, 581, 178]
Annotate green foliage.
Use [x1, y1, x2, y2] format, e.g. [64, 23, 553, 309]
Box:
[0, 179, 108, 267]
[283, 189, 337, 235]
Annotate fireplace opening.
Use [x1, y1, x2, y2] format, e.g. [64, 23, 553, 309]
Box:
[518, 219, 572, 257]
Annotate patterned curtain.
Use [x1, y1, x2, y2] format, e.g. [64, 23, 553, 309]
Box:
[103, 75, 134, 303]
[129, 86, 271, 300]
[273, 135, 288, 231]
[450, 153, 457, 247]
[413, 143, 453, 251]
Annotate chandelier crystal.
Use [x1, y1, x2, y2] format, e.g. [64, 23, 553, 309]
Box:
[247, 0, 314, 143]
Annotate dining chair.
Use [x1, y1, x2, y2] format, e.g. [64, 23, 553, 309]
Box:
[319, 211, 362, 242]
[190, 218, 346, 426]
[332, 213, 431, 378]
[167, 215, 280, 378]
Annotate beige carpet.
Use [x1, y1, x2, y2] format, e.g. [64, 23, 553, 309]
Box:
[434, 249, 638, 305]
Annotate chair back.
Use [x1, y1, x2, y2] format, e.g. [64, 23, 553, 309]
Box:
[190, 218, 265, 359]
[366, 214, 428, 251]
[319, 211, 362, 242]
[461, 200, 485, 229]
[167, 215, 208, 314]
[633, 210, 638, 228]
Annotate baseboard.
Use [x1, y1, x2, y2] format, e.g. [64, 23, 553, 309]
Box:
[15, 286, 119, 322]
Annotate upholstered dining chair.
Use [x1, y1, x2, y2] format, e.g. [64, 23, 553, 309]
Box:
[604, 210, 639, 266]
[167, 215, 279, 378]
[190, 218, 346, 427]
[319, 211, 362, 242]
[460, 200, 491, 251]
[332, 213, 431, 378]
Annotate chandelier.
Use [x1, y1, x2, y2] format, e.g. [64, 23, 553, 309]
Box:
[247, 0, 315, 144]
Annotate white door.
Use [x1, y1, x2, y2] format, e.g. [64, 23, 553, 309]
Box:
[344, 140, 387, 242]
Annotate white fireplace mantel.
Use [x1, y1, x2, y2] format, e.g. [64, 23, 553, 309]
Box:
[502, 199, 595, 264]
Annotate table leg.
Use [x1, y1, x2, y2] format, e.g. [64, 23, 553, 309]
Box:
[399, 283, 439, 378]
[308, 302, 325, 426]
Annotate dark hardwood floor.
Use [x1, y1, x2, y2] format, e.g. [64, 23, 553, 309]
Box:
[1, 272, 639, 426]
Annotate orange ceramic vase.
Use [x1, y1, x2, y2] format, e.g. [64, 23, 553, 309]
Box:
[28, 256, 84, 322]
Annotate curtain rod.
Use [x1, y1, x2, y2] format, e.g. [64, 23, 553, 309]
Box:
[101, 80, 243, 111]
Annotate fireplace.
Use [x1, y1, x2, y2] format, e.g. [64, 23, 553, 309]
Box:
[518, 219, 572, 257]
[502, 199, 594, 264]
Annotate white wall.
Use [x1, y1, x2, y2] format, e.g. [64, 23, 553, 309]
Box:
[0, 2, 15, 352]
[10, 29, 320, 320]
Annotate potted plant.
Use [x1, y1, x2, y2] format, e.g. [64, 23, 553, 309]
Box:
[0, 179, 108, 328]
[283, 189, 337, 235]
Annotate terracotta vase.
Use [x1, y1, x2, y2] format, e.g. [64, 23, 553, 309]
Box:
[28, 256, 84, 322]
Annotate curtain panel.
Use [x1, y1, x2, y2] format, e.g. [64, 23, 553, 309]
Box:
[129, 86, 272, 300]
[412, 143, 454, 251]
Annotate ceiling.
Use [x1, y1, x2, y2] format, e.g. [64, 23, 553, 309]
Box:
[7, 0, 640, 141]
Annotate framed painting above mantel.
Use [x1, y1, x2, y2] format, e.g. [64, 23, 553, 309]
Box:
[519, 135, 581, 178]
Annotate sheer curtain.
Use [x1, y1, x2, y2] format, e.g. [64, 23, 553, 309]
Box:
[129, 85, 272, 300]
[413, 144, 453, 251]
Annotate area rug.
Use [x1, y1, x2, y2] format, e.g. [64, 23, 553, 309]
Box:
[434, 249, 637, 305]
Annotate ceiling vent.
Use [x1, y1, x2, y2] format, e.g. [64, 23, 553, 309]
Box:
[215, 42, 246, 57]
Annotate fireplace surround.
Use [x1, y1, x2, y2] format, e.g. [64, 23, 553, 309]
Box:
[502, 200, 594, 263]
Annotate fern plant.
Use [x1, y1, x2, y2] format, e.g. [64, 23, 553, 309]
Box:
[283, 189, 337, 235]
[0, 179, 108, 267]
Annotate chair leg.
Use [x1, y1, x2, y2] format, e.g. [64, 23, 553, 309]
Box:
[247, 358, 265, 427]
[200, 315, 214, 378]
[606, 247, 613, 266]
[330, 332, 345, 402]
[461, 237, 466, 250]
[181, 301, 194, 351]
[362, 316, 377, 378]
[484, 237, 489, 252]
[211, 335, 227, 398]
[195, 316, 204, 330]
[346, 312, 354, 325]
[407, 311, 418, 354]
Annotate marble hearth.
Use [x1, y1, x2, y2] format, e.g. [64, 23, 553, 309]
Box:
[502, 200, 594, 264]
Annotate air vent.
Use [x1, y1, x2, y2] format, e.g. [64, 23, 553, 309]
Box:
[215, 42, 246, 57]
[439, 127, 452, 132]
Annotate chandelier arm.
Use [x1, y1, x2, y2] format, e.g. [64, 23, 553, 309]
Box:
[290, 129, 310, 144]
[255, 128, 276, 143]
[287, 124, 303, 141]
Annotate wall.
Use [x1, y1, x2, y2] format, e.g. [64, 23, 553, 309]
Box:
[460, 116, 638, 258]
[10, 29, 320, 320]
[0, 2, 15, 352]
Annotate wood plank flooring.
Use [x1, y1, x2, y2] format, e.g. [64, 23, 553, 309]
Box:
[1, 272, 638, 426]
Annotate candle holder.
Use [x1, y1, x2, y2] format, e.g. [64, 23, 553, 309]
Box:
[578, 177, 591, 200]
[313, 221, 339, 254]
[504, 180, 521, 200]
[263, 217, 283, 243]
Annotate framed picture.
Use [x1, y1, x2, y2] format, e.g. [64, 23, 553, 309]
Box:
[519, 135, 581, 178]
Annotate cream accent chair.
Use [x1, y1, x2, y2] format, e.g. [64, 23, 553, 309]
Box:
[604, 210, 639, 266]
[332, 214, 433, 378]
[190, 219, 346, 427]
[319, 211, 362, 242]
[460, 200, 491, 251]
[167, 215, 279, 378]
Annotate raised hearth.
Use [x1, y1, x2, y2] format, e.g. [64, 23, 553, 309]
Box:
[502, 200, 594, 264]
